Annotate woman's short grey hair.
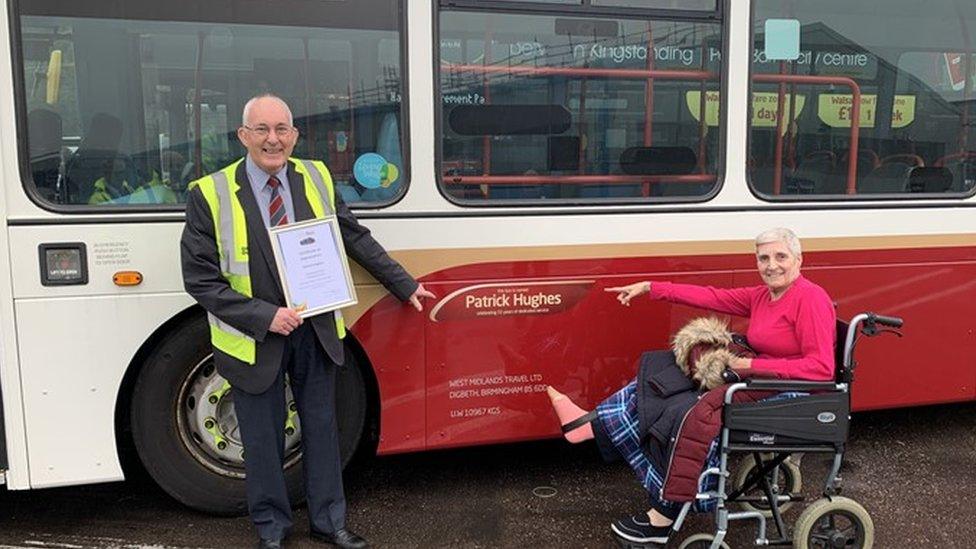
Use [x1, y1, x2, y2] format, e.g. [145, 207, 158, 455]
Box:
[755, 227, 802, 256]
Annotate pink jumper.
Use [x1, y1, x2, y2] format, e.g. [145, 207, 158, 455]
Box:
[649, 276, 836, 381]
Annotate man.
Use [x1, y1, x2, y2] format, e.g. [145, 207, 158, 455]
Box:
[181, 94, 434, 549]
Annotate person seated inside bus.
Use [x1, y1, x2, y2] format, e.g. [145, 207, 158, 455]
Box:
[546, 227, 836, 546]
[64, 112, 129, 204]
[125, 150, 179, 205]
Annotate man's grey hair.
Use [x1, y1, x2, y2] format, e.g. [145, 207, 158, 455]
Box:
[755, 227, 802, 256]
[242, 93, 293, 127]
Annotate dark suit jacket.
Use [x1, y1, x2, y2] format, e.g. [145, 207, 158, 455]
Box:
[181, 159, 418, 394]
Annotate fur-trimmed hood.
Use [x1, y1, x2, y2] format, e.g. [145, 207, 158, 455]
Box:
[671, 317, 740, 390]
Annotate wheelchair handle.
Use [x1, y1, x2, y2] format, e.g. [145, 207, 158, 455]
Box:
[869, 313, 903, 328]
[844, 312, 904, 369]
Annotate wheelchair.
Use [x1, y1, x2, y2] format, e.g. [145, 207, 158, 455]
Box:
[670, 312, 903, 549]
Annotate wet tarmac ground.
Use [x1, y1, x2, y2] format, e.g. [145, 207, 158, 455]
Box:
[0, 401, 974, 548]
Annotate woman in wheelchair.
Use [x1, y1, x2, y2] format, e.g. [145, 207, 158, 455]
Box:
[547, 227, 840, 546]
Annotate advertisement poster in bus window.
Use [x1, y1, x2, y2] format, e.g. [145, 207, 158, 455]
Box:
[816, 94, 916, 128]
[686, 91, 805, 134]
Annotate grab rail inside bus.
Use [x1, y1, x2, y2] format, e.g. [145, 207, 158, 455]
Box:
[440, 64, 718, 197]
[752, 74, 862, 195]
[439, 65, 863, 197]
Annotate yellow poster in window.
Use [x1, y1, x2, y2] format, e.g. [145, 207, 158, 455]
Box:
[686, 91, 805, 135]
[751, 92, 806, 131]
[817, 94, 915, 128]
[891, 95, 916, 128]
[685, 90, 721, 127]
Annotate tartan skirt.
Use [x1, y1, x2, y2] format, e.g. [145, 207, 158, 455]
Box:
[595, 380, 718, 514]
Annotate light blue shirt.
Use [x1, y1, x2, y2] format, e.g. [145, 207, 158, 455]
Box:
[245, 155, 296, 228]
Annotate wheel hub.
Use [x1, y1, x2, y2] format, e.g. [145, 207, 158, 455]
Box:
[176, 356, 303, 478]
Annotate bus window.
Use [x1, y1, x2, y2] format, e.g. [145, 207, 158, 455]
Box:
[437, 5, 723, 204]
[17, 0, 406, 209]
[750, 0, 976, 199]
[496, 0, 719, 9]
[590, 0, 717, 10]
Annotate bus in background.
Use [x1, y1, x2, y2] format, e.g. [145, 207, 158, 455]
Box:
[0, 0, 973, 514]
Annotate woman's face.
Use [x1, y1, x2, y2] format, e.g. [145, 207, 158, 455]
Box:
[756, 240, 802, 296]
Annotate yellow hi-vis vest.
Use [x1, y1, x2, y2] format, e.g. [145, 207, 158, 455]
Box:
[189, 158, 346, 364]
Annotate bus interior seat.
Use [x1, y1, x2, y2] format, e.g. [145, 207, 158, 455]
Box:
[27, 108, 63, 201]
[578, 179, 641, 198]
[814, 148, 879, 195]
[838, 148, 880, 176]
[749, 165, 777, 195]
[934, 152, 976, 193]
[858, 162, 912, 193]
[489, 183, 556, 200]
[791, 150, 836, 194]
[907, 166, 953, 193]
[65, 113, 129, 204]
[616, 145, 697, 198]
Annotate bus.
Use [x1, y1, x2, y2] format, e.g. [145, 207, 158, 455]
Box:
[1, 0, 973, 515]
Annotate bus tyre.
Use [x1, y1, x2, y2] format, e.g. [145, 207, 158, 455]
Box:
[732, 454, 802, 517]
[130, 315, 368, 516]
[792, 497, 874, 549]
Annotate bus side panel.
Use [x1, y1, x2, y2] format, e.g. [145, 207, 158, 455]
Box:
[732, 247, 976, 410]
[422, 260, 735, 450]
[14, 294, 193, 488]
[0, 376, 6, 471]
[346, 284, 427, 454]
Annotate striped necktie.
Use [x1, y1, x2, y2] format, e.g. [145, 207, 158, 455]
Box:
[267, 176, 289, 226]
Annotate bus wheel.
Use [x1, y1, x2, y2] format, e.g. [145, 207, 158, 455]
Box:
[130, 314, 368, 515]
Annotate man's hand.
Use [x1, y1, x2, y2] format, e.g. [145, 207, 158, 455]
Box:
[269, 307, 303, 336]
[604, 281, 651, 306]
[408, 284, 436, 312]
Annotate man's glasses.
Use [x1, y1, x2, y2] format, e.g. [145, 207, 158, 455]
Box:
[243, 125, 296, 138]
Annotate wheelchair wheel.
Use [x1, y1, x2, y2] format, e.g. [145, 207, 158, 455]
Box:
[731, 454, 802, 517]
[678, 533, 731, 549]
[793, 496, 874, 549]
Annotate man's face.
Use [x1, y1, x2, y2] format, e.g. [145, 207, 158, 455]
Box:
[237, 98, 297, 174]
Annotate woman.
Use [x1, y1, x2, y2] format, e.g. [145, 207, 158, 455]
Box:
[547, 227, 836, 545]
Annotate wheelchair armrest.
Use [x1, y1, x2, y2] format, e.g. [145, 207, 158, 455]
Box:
[742, 379, 841, 391]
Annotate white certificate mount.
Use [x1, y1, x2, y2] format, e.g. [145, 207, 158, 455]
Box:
[268, 216, 358, 319]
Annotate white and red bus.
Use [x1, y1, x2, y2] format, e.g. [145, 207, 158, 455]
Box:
[0, 0, 973, 514]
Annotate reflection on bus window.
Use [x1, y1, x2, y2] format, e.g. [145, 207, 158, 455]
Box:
[18, 0, 406, 208]
[750, 0, 976, 198]
[437, 7, 723, 204]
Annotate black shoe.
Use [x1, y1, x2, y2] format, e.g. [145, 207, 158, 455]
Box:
[256, 538, 283, 549]
[610, 514, 672, 545]
[310, 527, 369, 549]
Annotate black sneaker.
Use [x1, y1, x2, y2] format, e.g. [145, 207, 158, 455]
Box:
[610, 514, 672, 545]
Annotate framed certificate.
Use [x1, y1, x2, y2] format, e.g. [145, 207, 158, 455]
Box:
[268, 216, 358, 319]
